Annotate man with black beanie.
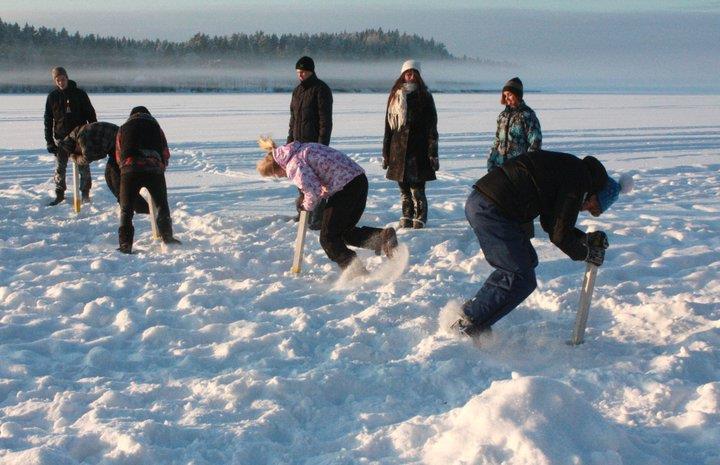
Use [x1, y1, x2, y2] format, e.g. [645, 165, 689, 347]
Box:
[288, 56, 334, 228]
[115, 106, 180, 253]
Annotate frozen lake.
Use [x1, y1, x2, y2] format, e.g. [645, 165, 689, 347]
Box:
[1, 93, 719, 465]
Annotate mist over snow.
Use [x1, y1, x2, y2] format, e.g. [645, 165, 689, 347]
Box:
[0, 92, 719, 464]
[0, 60, 510, 94]
[2, 7, 718, 93]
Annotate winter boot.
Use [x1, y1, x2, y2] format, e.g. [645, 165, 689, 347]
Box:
[379, 227, 398, 258]
[118, 225, 134, 254]
[158, 225, 182, 244]
[411, 184, 428, 229]
[81, 191, 91, 204]
[342, 257, 369, 279]
[399, 190, 414, 228]
[47, 190, 65, 206]
[450, 316, 491, 338]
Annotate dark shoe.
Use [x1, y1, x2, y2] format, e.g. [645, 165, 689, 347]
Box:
[342, 258, 369, 278]
[399, 217, 412, 229]
[162, 237, 182, 245]
[47, 191, 65, 206]
[451, 317, 491, 338]
[118, 225, 134, 254]
[412, 219, 425, 229]
[81, 192, 91, 204]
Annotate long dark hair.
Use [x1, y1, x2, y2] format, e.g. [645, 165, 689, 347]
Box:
[386, 71, 429, 109]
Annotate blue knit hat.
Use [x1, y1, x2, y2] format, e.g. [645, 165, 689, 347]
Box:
[597, 174, 634, 212]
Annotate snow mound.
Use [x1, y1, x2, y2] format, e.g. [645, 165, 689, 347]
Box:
[396, 376, 661, 465]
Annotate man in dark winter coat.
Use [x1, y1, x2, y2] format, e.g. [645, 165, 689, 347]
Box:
[454, 150, 631, 337]
[44, 66, 97, 206]
[57, 122, 149, 213]
[115, 106, 180, 253]
[288, 56, 333, 229]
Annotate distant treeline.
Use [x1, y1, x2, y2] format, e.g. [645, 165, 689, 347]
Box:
[0, 18, 454, 67]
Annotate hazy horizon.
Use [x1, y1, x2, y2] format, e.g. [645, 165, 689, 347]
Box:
[2, 2, 718, 92]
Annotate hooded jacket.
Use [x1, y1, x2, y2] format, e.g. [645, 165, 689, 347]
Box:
[115, 113, 170, 174]
[287, 73, 333, 145]
[44, 80, 97, 144]
[273, 142, 364, 211]
[487, 102, 541, 171]
[474, 150, 608, 260]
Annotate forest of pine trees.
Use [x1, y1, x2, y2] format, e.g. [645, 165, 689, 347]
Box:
[0, 18, 454, 67]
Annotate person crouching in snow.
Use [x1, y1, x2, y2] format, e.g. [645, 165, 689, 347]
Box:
[257, 137, 398, 273]
[57, 121, 149, 213]
[115, 106, 180, 254]
[454, 150, 633, 338]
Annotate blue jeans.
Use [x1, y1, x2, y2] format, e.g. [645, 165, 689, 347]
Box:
[464, 189, 538, 327]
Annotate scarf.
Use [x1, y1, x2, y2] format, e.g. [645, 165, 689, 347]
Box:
[387, 83, 418, 130]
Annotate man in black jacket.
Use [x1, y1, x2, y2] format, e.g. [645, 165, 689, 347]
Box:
[44, 67, 97, 206]
[115, 106, 180, 253]
[288, 56, 333, 228]
[454, 150, 630, 337]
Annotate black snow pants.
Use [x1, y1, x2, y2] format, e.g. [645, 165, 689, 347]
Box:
[320, 174, 383, 269]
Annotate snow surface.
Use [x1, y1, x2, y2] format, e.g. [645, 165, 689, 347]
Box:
[0, 93, 719, 465]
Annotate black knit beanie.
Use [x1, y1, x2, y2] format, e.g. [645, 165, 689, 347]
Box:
[130, 106, 151, 116]
[582, 156, 609, 194]
[502, 77, 523, 100]
[295, 56, 315, 72]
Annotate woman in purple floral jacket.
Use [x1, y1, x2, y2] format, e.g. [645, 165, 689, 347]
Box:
[257, 138, 398, 272]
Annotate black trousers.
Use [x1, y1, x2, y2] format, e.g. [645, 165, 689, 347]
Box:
[105, 158, 149, 214]
[119, 171, 172, 238]
[320, 174, 383, 268]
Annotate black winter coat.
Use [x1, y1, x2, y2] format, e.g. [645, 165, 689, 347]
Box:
[383, 90, 438, 183]
[287, 74, 333, 145]
[116, 113, 170, 174]
[44, 80, 97, 144]
[473, 150, 608, 261]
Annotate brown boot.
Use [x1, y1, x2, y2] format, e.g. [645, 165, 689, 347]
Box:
[380, 227, 398, 258]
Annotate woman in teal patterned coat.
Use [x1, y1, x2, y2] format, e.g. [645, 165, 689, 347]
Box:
[487, 77, 542, 172]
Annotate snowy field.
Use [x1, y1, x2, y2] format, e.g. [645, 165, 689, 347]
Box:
[1, 93, 719, 465]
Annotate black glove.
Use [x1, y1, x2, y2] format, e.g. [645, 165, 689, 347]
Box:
[586, 231, 609, 249]
[47, 144, 58, 154]
[382, 159, 388, 170]
[586, 246, 606, 266]
[585, 231, 609, 266]
[430, 157, 439, 171]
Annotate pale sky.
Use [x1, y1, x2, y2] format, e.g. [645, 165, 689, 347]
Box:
[3, 1, 718, 90]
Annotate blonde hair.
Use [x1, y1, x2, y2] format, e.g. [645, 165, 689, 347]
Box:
[258, 135, 276, 153]
[256, 136, 281, 177]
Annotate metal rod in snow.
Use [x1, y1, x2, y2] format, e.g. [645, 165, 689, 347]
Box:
[571, 262, 599, 345]
[291, 210, 309, 274]
[140, 187, 161, 240]
[72, 160, 81, 213]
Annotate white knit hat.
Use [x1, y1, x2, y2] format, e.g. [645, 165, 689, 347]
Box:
[400, 60, 421, 75]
